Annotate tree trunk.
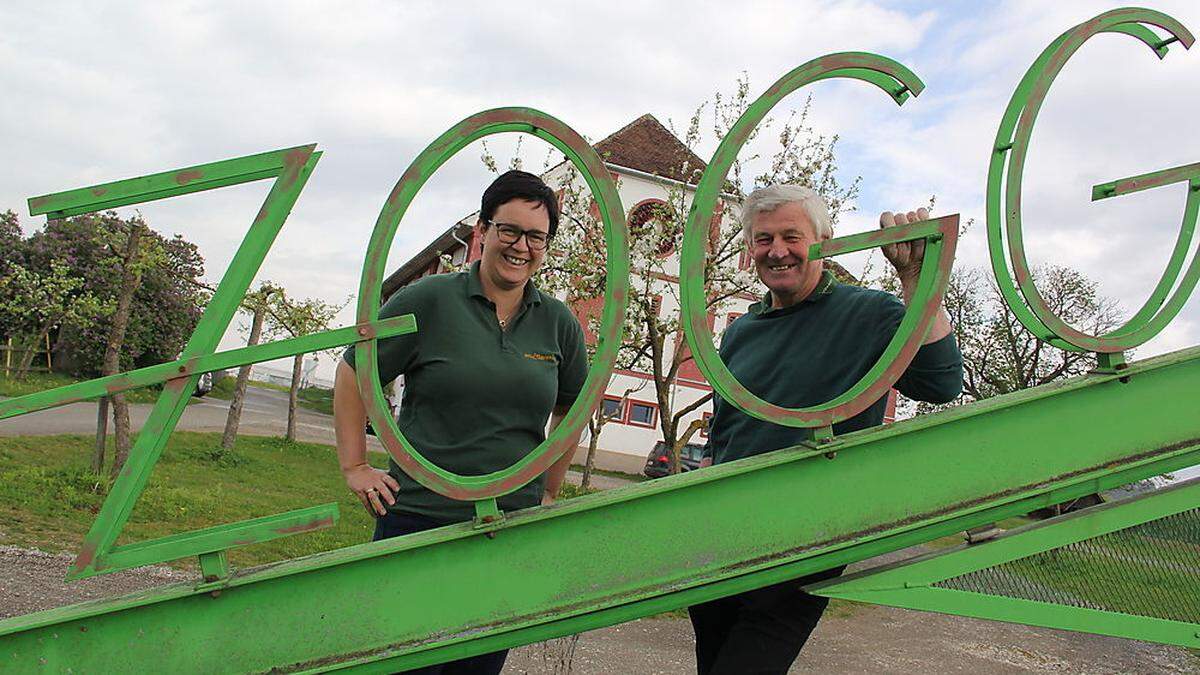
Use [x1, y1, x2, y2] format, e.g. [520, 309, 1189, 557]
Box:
[671, 418, 706, 475]
[221, 306, 267, 452]
[665, 411, 681, 475]
[286, 353, 303, 442]
[92, 397, 109, 474]
[104, 223, 144, 478]
[14, 330, 47, 375]
[581, 415, 602, 491]
[108, 392, 132, 478]
[666, 391, 713, 476]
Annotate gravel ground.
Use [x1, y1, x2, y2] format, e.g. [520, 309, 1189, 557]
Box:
[2, 546, 1195, 674]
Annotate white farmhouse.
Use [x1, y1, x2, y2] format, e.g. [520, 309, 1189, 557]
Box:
[378, 114, 893, 474]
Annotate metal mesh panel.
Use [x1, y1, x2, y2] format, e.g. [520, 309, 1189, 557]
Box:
[935, 508, 1200, 623]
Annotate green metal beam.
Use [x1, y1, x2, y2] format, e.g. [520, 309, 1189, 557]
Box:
[22, 144, 329, 582]
[808, 479, 1200, 648]
[27, 146, 316, 218]
[0, 316, 415, 420]
[2, 343, 1198, 671]
[100, 504, 339, 579]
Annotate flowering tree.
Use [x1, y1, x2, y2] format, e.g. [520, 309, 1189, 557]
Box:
[940, 264, 1122, 404]
[0, 259, 109, 374]
[491, 78, 861, 476]
[15, 212, 206, 376]
[219, 282, 282, 454]
[264, 291, 347, 442]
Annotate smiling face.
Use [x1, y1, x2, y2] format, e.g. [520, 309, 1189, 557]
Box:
[746, 201, 830, 308]
[475, 198, 550, 292]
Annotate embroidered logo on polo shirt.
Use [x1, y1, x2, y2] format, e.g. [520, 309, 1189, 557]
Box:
[524, 352, 557, 363]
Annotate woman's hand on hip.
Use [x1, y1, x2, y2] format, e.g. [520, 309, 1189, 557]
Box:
[343, 463, 400, 516]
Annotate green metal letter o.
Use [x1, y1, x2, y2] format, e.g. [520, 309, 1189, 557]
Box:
[354, 108, 629, 501]
[679, 53, 959, 430]
[988, 8, 1197, 353]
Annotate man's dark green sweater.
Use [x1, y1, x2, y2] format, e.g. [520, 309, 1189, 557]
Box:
[706, 271, 963, 465]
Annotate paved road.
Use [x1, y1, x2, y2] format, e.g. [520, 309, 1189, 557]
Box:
[0, 386, 358, 448]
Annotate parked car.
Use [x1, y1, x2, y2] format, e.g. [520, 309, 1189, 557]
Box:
[192, 371, 214, 397]
[643, 441, 706, 478]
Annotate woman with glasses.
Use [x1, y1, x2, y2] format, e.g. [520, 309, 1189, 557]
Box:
[333, 169, 588, 675]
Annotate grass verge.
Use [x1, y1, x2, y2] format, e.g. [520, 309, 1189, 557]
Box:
[298, 386, 334, 415]
[247, 379, 290, 393]
[569, 464, 647, 483]
[0, 432, 599, 573]
[0, 432, 386, 571]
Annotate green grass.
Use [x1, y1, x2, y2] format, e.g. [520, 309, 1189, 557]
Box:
[0, 372, 182, 405]
[298, 386, 334, 415]
[924, 533, 967, 549]
[206, 375, 238, 400]
[568, 464, 647, 482]
[997, 537, 1200, 620]
[0, 432, 387, 571]
[996, 515, 1037, 530]
[824, 598, 865, 619]
[247, 379, 290, 393]
[556, 483, 600, 500]
[0, 432, 601, 573]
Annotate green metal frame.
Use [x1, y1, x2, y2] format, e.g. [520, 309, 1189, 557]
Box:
[353, 108, 628, 511]
[11, 145, 424, 581]
[1, 7, 1199, 671]
[987, 7, 1197, 354]
[809, 478, 1200, 648]
[679, 52, 960, 431]
[1, 343, 1198, 671]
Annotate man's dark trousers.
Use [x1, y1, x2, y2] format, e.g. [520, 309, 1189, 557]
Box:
[687, 566, 845, 675]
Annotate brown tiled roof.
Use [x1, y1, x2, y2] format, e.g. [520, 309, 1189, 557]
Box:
[381, 115, 710, 295]
[594, 114, 707, 184]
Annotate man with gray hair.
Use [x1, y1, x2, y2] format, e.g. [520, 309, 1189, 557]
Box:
[688, 184, 964, 674]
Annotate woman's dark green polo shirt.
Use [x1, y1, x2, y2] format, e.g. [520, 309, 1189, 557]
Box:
[343, 262, 587, 522]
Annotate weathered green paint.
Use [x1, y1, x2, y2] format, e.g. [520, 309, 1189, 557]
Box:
[353, 108, 628, 502]
[808, 217, 945, 259]
[987, 8, 1196, 353]
[27, 146, 311, 219]
[16, 145, 351, 582]
[1, 7, 1198, 670]
[198, 550, 231, 584]
[809, 478, 1200, 648]
[2, 343, 1198, 671]
[0, 316, 415, 420]
[679, 52, 959, 429]
[96, 504, 339, 580]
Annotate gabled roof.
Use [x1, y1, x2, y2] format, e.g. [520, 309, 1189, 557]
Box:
[381, 115, 720, 297]
[594, 114, 707, 185]
[382, 221, 473, 300]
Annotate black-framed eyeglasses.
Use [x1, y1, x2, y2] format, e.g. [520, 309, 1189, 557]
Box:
[485, 220, 551, 250]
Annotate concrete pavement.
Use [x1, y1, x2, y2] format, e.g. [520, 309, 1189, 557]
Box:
[0, 386, 366, 448]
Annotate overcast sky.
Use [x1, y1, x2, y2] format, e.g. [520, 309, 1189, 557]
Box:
[3, 0, 1199, 387]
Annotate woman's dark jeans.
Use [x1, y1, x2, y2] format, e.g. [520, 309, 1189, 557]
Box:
[372, 511, 509, 675]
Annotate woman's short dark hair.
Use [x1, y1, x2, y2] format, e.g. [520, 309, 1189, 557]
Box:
[480, 170, 560, 237]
